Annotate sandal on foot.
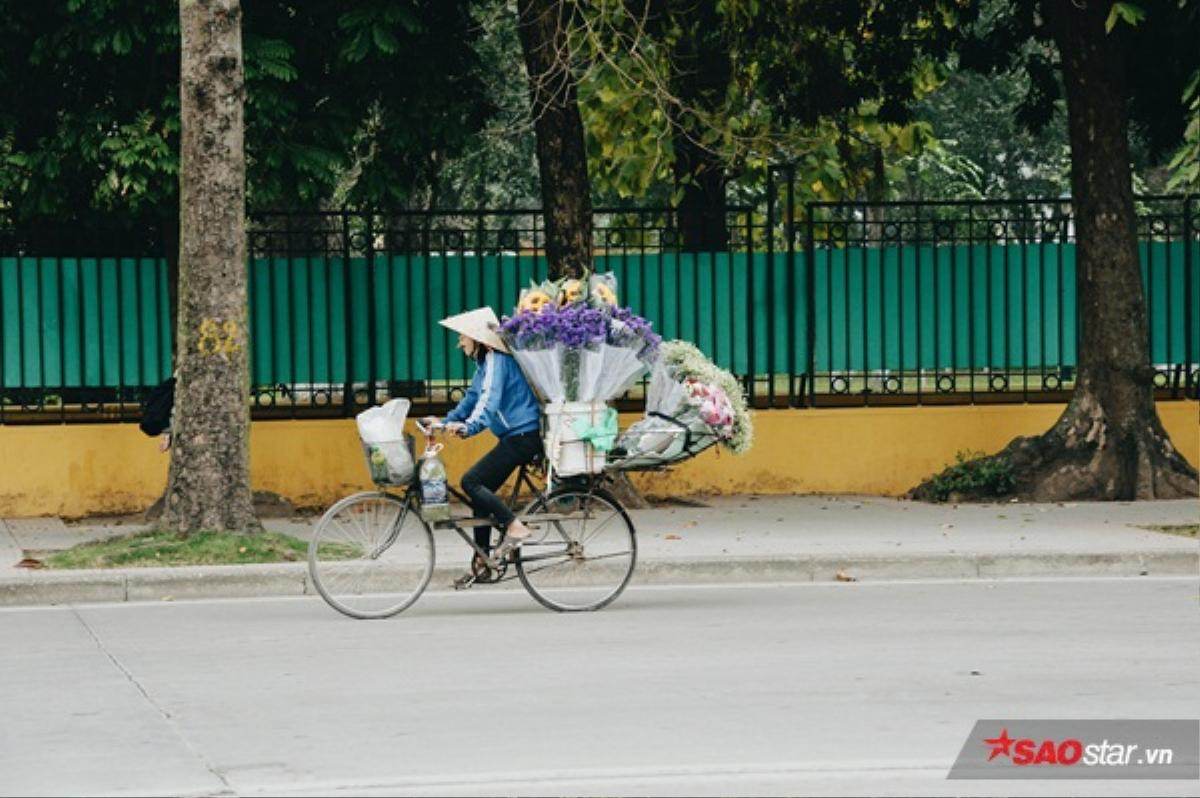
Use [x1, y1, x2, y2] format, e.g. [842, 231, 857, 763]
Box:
[492, 535, 528, 563]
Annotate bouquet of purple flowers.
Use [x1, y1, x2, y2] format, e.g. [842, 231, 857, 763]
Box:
[497, 275, 661, 403]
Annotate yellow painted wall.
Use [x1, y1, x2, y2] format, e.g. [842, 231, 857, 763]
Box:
[1, 402, 1196, 518]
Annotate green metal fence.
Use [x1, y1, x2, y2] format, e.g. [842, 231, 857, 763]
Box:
[2, 195, 1197, 421]
[1, 257, 171, 392]
[3, 242, 1195, 391]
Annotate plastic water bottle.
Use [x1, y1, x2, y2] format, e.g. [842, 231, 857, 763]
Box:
[419, 443, 450, 522]
[367, 445, 390, 484]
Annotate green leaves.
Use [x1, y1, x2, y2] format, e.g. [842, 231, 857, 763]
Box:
[244, 35, 297, 82]
[111, 29, 132, 54]
[580, 60, 675, 199]
[371, 24, 399, 54]
[566, 0, 983, 209]
[1, 0, 492, 232]
[338, 5, 423, 62]
[1105, 2, 1146, 32]
[1165, 67, 1200, 191]
[923, 451, 1016, 502]
[905, 68, 1072, 200]
[95, 110, 177, 210]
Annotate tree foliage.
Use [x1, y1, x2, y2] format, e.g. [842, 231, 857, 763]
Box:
[424, 0, 542, 209]
[0, 0, 492, 248]
[957, 0, 1197, 159]
[902, 69, 1072, 199]
[566, 0, 970, 210]
[0, 1, 180, 246]
[1165, 66, 1200, 191]
[461, 0, 1191, 212]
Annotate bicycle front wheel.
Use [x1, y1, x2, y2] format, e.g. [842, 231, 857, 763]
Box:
[308, 491, 434, 619]
[516, 487, 637, 612]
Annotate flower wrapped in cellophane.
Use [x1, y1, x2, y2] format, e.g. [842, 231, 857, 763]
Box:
[498, 272, 660, 403]
[495, 305, 569, 402]
[611, 340, 753, 469]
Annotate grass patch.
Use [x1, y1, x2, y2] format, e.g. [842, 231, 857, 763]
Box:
[43, 529, 361, 570]
[1140, 524, 1199, 539]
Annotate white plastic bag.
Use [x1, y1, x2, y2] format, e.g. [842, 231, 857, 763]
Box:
[356, 398, 415, 485]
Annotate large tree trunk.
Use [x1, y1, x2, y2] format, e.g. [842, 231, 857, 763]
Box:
[668, 0, 730, 253]
[673, 143, 727, 252]
[516, 0, 593, 280]
[162, 206, 181, 359]
[916, 2, 1197, 501]
[516, 0, 648, 503]
[162, 0, 260, 533]
[672, 115, 728, 253]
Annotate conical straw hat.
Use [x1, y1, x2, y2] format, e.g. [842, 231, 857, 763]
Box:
[438, 307, 509, 354]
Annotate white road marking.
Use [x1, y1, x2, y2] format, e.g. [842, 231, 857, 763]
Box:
[235, 758, 952, 797]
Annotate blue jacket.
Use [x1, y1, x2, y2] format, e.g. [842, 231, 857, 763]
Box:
[446, 351, 541, 439]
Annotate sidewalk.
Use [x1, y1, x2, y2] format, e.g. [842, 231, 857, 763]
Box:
[1, 495, 1196, 607]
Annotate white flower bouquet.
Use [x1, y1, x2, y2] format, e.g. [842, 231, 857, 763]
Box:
[612, 340, 754, 469]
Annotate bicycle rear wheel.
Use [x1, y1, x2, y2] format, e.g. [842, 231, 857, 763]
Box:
[308, 491, 434, 619]
[516, 486, 637, 612]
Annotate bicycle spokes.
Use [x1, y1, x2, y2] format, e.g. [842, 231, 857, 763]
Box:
[515, 487, 637, 612]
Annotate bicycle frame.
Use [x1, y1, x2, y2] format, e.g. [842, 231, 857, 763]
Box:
[385, 444, 541, 548]
[434, 462, 546, 564]
[310, 423, 638, 617]
[408, 423, 616, 576]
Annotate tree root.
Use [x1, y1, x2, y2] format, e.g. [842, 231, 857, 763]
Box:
[909, 404, 1198, 502]
[145, 489, 289, 528]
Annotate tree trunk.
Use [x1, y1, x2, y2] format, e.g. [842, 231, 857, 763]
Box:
[516, 0, 593, 280]
[669, 0, 730, 253]
[162, 0, 260, 533]
[915, 2, 1197, 501]
[162, 206, 181, 360]
[673, 135, 728, 252]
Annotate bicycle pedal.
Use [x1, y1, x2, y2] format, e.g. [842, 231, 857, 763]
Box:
[451, 574, 477, 590]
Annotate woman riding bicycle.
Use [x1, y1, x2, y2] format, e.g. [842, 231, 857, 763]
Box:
[420, 307, 542, 579]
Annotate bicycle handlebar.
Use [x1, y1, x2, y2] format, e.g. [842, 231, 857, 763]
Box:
[416, 419, 468, 439]
[416, 419, 445, 436]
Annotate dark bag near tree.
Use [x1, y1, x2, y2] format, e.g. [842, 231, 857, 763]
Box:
[139, 377, 175, 437]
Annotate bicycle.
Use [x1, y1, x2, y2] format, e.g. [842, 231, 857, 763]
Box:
[308, 420, 638, 619]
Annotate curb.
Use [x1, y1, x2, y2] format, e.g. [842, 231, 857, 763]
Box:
[1, 550, 1196, 608]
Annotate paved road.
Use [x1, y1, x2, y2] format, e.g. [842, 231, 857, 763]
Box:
[2, 576, 1198, 797]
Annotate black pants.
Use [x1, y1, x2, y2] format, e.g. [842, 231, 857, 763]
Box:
[461, 430, 542, 552]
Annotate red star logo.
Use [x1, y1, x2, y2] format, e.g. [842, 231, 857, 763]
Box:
[984, 728, 1016, 761]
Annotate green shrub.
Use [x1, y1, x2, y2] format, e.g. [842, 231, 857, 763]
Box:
[925, 450, 1015, 502]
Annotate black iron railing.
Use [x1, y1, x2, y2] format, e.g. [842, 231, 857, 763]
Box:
[1, 188, 1196, 424]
